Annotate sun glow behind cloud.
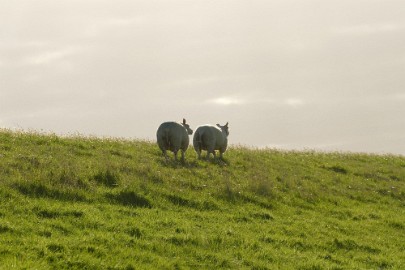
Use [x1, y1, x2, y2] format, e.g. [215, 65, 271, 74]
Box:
[284, 98, 304, 107]
[209, 97, 245, 106]
[208, 96, 305, 107]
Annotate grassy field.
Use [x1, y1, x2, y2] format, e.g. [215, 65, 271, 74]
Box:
[0, 129, 404, 269]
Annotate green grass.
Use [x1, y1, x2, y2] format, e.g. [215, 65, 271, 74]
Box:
[0, 129, 404, 269]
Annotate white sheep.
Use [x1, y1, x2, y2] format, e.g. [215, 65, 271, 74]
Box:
[193, 122, 229, 160]
[156, 119, 193, 162]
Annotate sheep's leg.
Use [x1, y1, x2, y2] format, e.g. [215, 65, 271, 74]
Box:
[195, 142, 202, 159]
[206, 146, 214, 160]
[163, 149, 169, 162]
[174, 150, 178, 161]
[194, 145, 202, 159]
[181, 150, 185, 162]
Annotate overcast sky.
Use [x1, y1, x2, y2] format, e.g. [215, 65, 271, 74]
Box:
[1, 0, 405, 155]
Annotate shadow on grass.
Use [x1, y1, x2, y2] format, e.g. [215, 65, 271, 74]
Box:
[157, 158, 200, 169]
[166, 194, 196, 207]
[165, 193, 220, 211]
[322, 165, 348, 174]
[219, 180, 274, 210]
[106, 190, 152, 208]
[36, 208, 84, 219]
[0, 224, 13, 233]
[195, 157, 230, 167]
[157, 155, 229, 168]
[208, 158, 230, 167]
[93, 169, 120, 187]
[14, 182, 87, 202]
[330, 238, 381, 254]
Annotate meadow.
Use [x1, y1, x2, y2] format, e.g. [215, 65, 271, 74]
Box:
[0, 129, 404, 269]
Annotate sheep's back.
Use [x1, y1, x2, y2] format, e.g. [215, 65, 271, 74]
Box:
[194, 125, 226, 149]
[157, 122, 188, 151]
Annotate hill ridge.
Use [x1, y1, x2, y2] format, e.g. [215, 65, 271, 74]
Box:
[0, 130, 404, 269]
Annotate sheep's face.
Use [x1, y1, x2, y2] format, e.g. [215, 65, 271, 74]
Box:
[217, 122, 229, 137]
[182, 119, 193, 135]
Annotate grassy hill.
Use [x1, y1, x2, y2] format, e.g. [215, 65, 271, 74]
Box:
[0, 129, 404, 269]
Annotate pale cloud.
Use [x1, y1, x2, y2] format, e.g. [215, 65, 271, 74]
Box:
[25, 47, 79, 66]
[334, 23, 405, 35]
[84, 16, 145, 37]
[394, 93, 405, 100]
[106, 17, 146, 27]
[263, 141, 346, 152]
[0, 40, 47, 68]
[0, 40, 48, 50]
[164, 76, 224, 88]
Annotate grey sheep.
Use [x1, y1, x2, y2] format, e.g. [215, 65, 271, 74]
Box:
[156, 119, 193, 162]
[193, 122, 229, 160]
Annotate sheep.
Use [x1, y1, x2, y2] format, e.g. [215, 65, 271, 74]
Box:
[193, 122, 229, 160]
[156, 118, 193, 162]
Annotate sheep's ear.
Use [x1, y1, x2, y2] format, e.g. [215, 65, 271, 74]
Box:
[225, 122, 229, 127]
[216, 124, 221, 128]
[183, 118, 186, 124]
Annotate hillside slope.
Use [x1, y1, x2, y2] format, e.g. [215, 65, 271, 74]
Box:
[0, 130, 404, 269]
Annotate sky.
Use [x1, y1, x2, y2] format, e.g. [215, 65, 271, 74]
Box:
[1, 0, 405, 155]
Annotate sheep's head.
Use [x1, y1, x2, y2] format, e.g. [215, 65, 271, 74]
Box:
[182, 118, 193, 135]
[217, 122, 229, 137]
